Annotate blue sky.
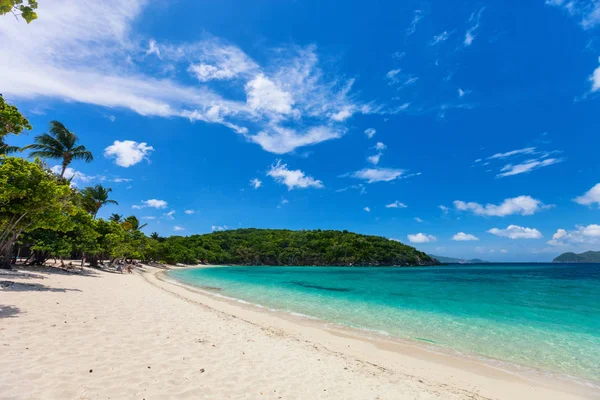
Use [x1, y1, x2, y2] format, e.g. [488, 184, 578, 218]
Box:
[2, 0, 600, 261]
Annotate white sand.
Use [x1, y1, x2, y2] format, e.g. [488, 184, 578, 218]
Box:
[0, 265, 596, 400]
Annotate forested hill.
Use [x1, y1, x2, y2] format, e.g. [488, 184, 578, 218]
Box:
[553, 251, 600, 263]
[159, 229, 439, 266]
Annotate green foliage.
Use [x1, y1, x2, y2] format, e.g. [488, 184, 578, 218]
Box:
[0, 157, 74, 267]
[0, 95, 31, 155]
[156, 228, 438, 267]
[24, 120, 93, 178]
[0, 0, 38, 23]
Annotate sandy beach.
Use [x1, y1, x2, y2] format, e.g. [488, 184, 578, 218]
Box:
[0, 265, 595, 400]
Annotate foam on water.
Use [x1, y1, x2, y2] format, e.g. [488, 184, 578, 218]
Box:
[168, 264, 600, 384]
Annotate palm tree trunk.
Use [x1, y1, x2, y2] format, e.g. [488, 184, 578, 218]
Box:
[60, 162, 68, 178]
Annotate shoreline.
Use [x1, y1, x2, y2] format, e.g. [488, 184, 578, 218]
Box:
[1, 264, 597, 399]
[157, 265, 599, 400]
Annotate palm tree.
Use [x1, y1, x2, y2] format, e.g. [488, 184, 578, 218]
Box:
[122, 215, 147, 232]
[0, 140, 19, 156]
[150, 232, 160, 240]
[25, 121, 93, 177]
[109, 213, 123, 223]
[82, 185, 118, 218]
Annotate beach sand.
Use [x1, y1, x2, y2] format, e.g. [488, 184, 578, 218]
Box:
[0, 265, 595, 400]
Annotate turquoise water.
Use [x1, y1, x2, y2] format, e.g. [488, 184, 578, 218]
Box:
[168, 264, 600, 383]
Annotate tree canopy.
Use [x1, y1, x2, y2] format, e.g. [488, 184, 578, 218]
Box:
[0, 0, 38, 23]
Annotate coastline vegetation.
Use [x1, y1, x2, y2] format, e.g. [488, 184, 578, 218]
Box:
[0, 96, 437, 269]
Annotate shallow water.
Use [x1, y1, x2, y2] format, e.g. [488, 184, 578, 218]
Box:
[169, 264, 600, 383]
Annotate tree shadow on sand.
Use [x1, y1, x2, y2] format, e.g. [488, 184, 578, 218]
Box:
[0, 304, 21, 318]
[0, 280, 82, 293]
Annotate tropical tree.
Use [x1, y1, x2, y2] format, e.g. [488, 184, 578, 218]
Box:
[109, 213, 123, 223]
[150, 232, 160, 240]
[121, 215, 147, 232]
[0, 95, 31, 156]
[82, 184, 118, 218]
[0, 157, 74, 268]
[25, 120, 93, 178]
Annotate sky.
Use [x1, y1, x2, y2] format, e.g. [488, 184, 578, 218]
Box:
[1, 0, 600, 262]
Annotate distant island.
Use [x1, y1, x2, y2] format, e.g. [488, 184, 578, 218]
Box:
[160, 228, 439, 266]
[429, 254, 489, 264]
[553, 251, 600, 263]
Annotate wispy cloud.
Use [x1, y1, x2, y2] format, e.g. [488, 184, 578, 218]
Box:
[406, 10, 423, 36]
[0, 2, 379, 156]
[364, 206, 371, 213]
[348, 167, 406, 183]
[497, 157, 563, 178]
[385, 200, 407, 209]
[488, 147, 537, 160]
[464, 8, 485, 46]
[164, 210, 176, 220]
[454, 196, 550, 217]
[267, 160, 324, 190]
[184, 210, 195, 215]
[430, 31, 452, 46]
[364, 128, 376, 139]
[545, 0, 600, 29]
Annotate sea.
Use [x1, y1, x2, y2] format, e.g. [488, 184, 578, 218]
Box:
[168, 263, 600, 385]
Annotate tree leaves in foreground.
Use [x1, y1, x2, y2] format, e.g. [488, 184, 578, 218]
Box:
[0, 0, 38, 23]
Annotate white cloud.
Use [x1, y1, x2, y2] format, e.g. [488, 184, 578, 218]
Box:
[591, 63, 600, 92]
[0, 3, 376, 157]
[406, 10, 423, 36]
[454, 196, 549, 217]
[364, 206, 371, 213]
[367, 153, 382, 165]
[249, 125, 344, 154]
[349, 167, 405, 183]
[246, 74, 294, 115]
[50, 165, 98, 186]
[414, 217, 424, 223]
[439, 205, 450, 213]
[487, 225, 543, 239]
[142, 216, 156, 220]
[146, 39, 161, 59]
[547, 224, 600, 246]
[133, 199, 168, 209]
[430, 31, 451, 45]
[104, 140, 154, 167]
[452, 232, 479, 241]
[408, 233, 436, 243]
[458, 88, 469, 97]
[464, 8, 484, 46]
[267, 160, 324, 190]
[374, 142, 386, 151]
[488, 147, 537, 160]
[500, 249, 508, 253]
[187, 41, 258, 82]
[164, 210, 176, 220]
[173, 226, 185, 232]
[497, 158, 563, 178]
[364, 128, 376, 139]
[386, 200, 407, 209]
[184, 209, 195, 215]
[112, 177, 132, 183]
[545, 0, 600, 29]
[250, 178, 262, 189]
[212, 225, 230, 232]
[574, 183, 600, 207]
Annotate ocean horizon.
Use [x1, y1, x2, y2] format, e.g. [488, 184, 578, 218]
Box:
[169, 263, 600, 385]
